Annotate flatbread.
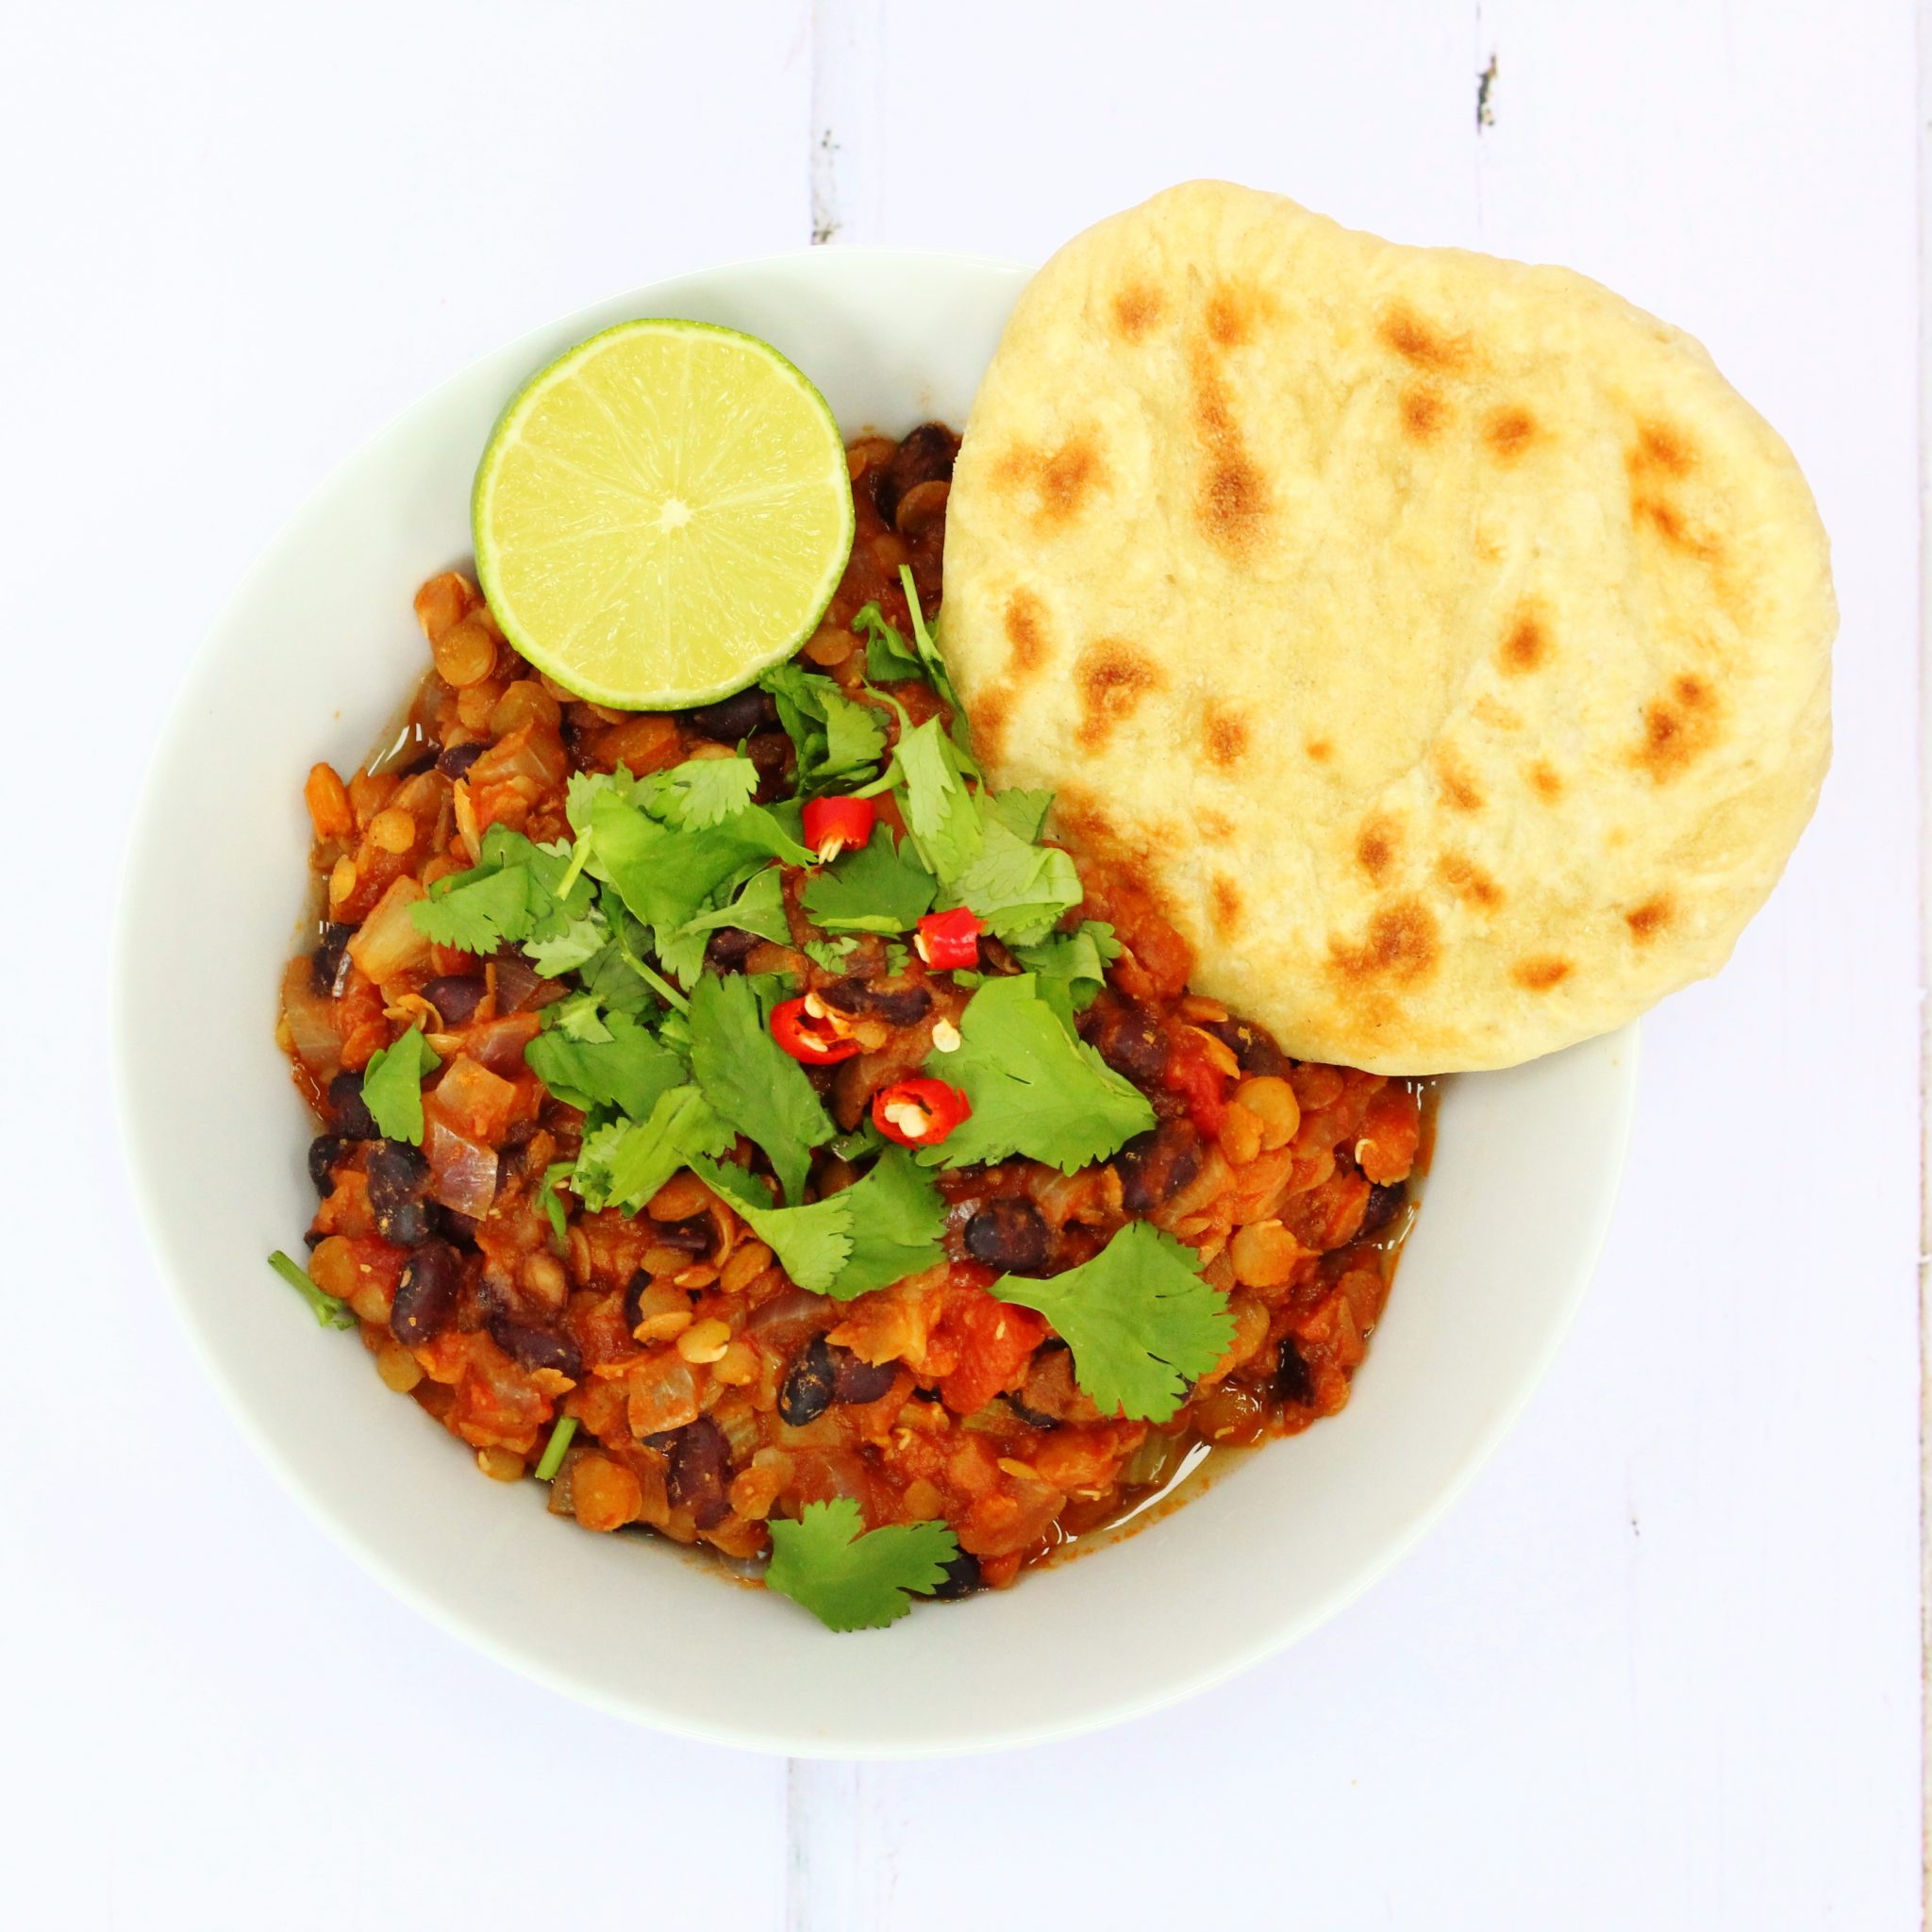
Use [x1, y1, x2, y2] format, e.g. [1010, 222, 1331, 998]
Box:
[941, 181, 1834, 1073]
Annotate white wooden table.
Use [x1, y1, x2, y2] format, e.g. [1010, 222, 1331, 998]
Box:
[0, 5, 1918, 1925]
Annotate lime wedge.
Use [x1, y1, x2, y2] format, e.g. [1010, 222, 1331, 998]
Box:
[473, 319, 855, 709]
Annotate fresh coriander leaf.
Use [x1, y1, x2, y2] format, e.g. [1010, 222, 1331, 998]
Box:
[691, 1157, 855, 1292]
[986, 788, 1054, 843]
[801, 826, 938, 933]
[853, 601, 924, 682]
[359, 1026, 442, 1144]
[893, 717, 982, 882]
[820, 687, 888, 777]
[764, 1497, 959, 1632]
[884, 941, 910, 976]
[268, 1249, 357, 1329]
[591, 790, 809, 935]
[679, 866, 793, 948]
[524, 908, 608, 975]
[923, 974, 1155, 1174]
[411, 852, 531, 953]
[688, 973, 835, 1205]
[537, 1162, 575, 1249]
[1014, 921, 1120, 1024]
[804, 936, 859, 972]
[641, 756, 760, 829]
[525, 1010, 688, 1120]
[898, 567, 977, 769]
[827, 1120, 885, 1161]
[990, 1222, 1235, 1424]
[533, 1415, 577, 1482]
[546, 991, 613, 1043]
[761, 663, 888, 789]
[415, 823, 597, 957]
[946, 799, 1081, 946]
[653, 921, 710, 988]
[827, 1146, 948, 1299]
[575, 889, 679, 1015]
[571, 1086, 733, 1215]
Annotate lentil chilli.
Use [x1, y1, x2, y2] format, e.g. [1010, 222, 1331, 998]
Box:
[274, 422, 1430, 1629]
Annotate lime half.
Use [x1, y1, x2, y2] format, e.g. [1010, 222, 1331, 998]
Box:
[473, 319, 855, 709]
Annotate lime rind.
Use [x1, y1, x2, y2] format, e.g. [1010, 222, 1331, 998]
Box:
[472, 318, 856, 711]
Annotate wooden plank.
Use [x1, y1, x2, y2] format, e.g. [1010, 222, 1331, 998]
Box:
[788, 3, 1922, 1925]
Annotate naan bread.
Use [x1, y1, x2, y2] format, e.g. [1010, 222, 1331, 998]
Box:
[941, 181, 1834, 1073]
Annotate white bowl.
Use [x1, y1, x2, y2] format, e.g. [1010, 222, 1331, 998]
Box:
[116, 250, 1638, 1757]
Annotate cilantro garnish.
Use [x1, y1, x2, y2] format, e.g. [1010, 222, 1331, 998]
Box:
[638, 755, 760, 829]
[828, 1145, 949, 1297]
[537, 1161, 575, 1249]
[411, 824, 593, 957]
[692, 1144, 945, 1298]
[1013, 921, 1121, 1024]
[571, 1086, 733, 1215]
[893, 717, 982, 882]
[801, 826, 937, 933]
[946, 795, 1082, 945]
[692, 1157, 854, 1292]
[533, 1415, 577, 1482]
[763, 1498, 959, 1631]
[803, 935, 859, 972]
[268, 1249, 357, 1329]
[990, 1223, 1235, 1424]
[896, 568, 975, 760]
[677, 865, 793, 949]
[688, 973, 834, 1205]
[759, 663, 888, 790]
[921, 974, 1154, 1174]
[853, 602, 924, 683]
[358, 1026, 441, 1143]
[525, 1009, 687, 1120]
[568, 768, 809, 940]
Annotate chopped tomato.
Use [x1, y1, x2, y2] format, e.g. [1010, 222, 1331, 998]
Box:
[931, 1286, 1050, 1415]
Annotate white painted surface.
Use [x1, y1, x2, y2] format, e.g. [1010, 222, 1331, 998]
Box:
[0, 2, 1917, 1925]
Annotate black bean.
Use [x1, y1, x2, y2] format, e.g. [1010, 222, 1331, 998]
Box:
[391, 1241, 462, 1345]
[1087, 995, 1169, 1089]
[744, 730, 797, 793]
[429, 1203, 480, 1250]
[1114, 1120, 1204, 1213]
[963, 1199, 1050, 1273]
[778, 1335, 837, 1425]
[366, 1140, 430, 1217]
[820, 978, 932, 1026]
[830, 1347, 896, 1405]
[622, 1270, 651, 1332]
[308, 1132, 353, 1193]
[1201, 1016, 1291, 1077]
[1274, 1336, 1314, 1406]
[680, 686, 777, 744]
[368, 1141, 432, 1245]
[1360, 1180, 1408, 1239]
[423, 974, 488, 1025]
[1003, 1392, 1058, 1430]
[649, 1216, 713, 1257]
[388, 1201, 438, 1246]
[437, 741, 486, 779]
[664, 1415, 732, 1529]
[874, 423, 959, 528]
[928, 1548, 983, 1601]
[488, 1313, 583, 1378]
[310, 923, 354, 997]
[327, 1070, 378, 1140]
[704, 926, 760, 974]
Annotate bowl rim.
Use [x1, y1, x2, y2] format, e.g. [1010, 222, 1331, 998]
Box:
[114, 245, 1641, 1757]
